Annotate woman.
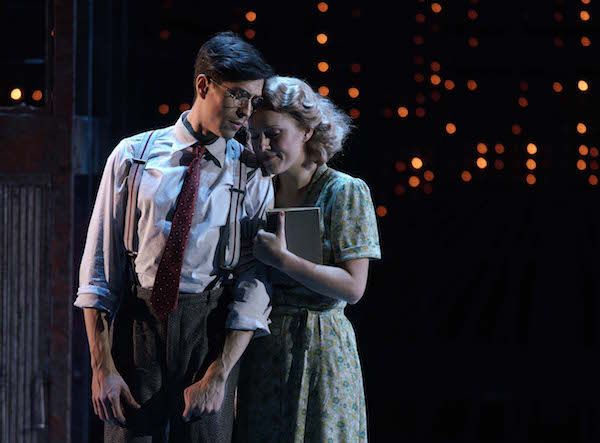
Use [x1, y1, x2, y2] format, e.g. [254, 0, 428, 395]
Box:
[236, 76, 381, 442]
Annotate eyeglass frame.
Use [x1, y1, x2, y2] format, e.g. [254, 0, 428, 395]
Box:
[205, 75, 264, 111]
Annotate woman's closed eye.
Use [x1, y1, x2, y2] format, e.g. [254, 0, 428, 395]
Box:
[250, 129, 280, 140]
[264, 129, 280, 139]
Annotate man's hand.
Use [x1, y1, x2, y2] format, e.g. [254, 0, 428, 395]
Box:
[91, 368, 140, 426]
[182, 360, 228, 422]
[253, 211, 288, 268]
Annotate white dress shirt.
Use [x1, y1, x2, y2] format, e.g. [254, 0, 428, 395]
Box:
[74, 112, 273, 335]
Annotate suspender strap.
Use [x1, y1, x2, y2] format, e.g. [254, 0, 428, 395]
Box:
[219, 144, 248, 271]
[253, 169, 271, 221]
[241, 148, 271, 219]
[124, 130, 157, 282]
[123, 135, 255, 285]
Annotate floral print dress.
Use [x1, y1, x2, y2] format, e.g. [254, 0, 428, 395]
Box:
[236, 164, 381, 443]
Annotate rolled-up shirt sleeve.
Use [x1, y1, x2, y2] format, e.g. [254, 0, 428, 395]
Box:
[225, 164, 274, 337]
[227, 259, 272, 337]
[74, 138, 135, 317]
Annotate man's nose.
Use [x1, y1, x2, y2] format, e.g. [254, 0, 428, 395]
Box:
[236, 100, 252, 118]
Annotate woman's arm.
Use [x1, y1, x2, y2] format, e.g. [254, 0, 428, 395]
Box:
[253, 211, 370, 304]
[281, 252, 369, 304]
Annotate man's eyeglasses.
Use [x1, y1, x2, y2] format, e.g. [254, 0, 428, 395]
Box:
[206, 75, 264, 111]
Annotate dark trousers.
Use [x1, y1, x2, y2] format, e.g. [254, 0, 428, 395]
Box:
[104, 287, 239, 443]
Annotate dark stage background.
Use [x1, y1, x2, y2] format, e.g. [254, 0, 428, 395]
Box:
[3, 0, 600, 442]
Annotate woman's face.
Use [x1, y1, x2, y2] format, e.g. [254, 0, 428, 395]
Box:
[249, 110, 309, 175]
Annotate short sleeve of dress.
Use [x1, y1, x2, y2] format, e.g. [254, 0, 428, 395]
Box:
[329, 177, 382, 263]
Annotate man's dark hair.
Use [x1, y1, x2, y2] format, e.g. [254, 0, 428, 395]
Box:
[194, 31, 274, 86]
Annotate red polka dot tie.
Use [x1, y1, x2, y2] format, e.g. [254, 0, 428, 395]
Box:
[150, 143, 206, 320]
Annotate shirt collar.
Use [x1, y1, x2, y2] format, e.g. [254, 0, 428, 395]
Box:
[173, 111, 227, 166]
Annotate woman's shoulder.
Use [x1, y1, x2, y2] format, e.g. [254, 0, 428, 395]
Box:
[325, 167, 371, 193]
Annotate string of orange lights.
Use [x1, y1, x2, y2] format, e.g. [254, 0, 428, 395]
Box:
[387, 0, 597, 199]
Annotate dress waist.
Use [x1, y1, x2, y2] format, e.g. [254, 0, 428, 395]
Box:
[271, 303, 344, 316]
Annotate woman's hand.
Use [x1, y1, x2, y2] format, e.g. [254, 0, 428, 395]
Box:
[253, 211, 289, 268]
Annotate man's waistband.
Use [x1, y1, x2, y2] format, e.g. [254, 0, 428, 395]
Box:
[134, 286, 225, 303]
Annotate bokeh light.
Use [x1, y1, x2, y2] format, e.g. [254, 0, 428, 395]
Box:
[411, 157, 424, 170]
[317, 62, 330, 72]
[10, 88, 22, 101]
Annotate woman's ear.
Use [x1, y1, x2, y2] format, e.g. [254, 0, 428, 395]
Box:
[303, 128, 314, 142]
[196, 75, 210, 99]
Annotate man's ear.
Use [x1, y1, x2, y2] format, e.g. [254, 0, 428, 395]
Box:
[196, 74, 210, 99]
[303, 128, 314, 142]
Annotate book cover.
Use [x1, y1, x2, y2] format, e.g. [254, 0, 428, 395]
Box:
[265, 207, 323, 264]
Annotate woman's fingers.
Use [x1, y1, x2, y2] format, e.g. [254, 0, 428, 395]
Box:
[276, 212, 286, 240]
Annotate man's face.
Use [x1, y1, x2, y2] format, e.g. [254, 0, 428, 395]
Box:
[201, 77, 264, 140]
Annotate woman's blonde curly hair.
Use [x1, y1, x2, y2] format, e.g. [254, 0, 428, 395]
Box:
[262, 76, 352, 165]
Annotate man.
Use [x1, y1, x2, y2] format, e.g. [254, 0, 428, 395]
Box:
[74, 32, 274, 442]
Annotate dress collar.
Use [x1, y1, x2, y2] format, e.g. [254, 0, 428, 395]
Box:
[273, 163, 331, 206]
[303, 163, 330, 205]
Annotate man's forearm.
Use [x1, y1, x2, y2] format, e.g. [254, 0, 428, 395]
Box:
[83, 308, 116, 373]
[182, 330, 254, 419]
[215, 330, 254, 377]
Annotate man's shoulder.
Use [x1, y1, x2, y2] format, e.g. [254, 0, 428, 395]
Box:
[119, 125, 174, 152]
